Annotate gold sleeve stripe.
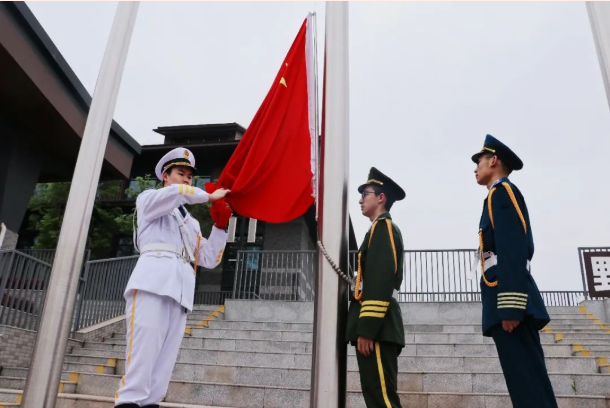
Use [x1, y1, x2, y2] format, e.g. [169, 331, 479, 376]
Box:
[179, 184, 184, 195]
[498, 304, 526, 310]
[360, 306, 388, 313]
[190, 186, 195, 195]
[360, 312, 386, 318]
[498, 301, 527, 307]
[362, 300, 390, 307]
[498, 293, 528, 298]
[497, 297, 529, 302]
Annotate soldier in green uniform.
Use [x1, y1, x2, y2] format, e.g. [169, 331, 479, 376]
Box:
[472, 135, 557, 408]
[346, 167, 406, 408]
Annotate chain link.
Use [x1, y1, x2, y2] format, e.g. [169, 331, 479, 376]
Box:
[317, 240, 353, 285]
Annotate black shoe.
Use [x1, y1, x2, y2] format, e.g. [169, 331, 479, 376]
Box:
[142, 405, 159, 408]
[115, 404, 140, 408]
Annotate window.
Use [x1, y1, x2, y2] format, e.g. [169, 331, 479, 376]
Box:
[128, 179, 156, 194]
[194, 175, 212, 189]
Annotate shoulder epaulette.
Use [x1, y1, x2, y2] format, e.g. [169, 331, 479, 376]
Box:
[487, 182, 527, 233]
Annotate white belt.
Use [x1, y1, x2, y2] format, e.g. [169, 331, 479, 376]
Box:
[469, 253, 531, 279]
[483, 254, 531, 273]
[139, 243, 184, 257]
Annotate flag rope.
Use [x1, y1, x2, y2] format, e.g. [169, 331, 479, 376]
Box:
[317, 240, 353, 285]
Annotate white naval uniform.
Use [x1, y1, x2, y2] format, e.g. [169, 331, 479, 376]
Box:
[115, 184, 228, 406]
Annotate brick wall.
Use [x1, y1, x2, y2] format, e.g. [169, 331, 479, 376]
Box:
[264, 218, 311, 251]
[0, 325, 36, 367]
[0, 319, 124, 368]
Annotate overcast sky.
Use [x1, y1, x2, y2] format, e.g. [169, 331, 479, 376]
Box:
[27, 2, 610, 291]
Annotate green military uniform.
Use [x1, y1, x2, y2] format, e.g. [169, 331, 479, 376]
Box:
[346, 168, 405, 408]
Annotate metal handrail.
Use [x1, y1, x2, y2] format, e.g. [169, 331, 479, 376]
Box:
[0, 247, 604, 334]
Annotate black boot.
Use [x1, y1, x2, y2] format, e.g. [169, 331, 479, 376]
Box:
[115, 404, 140, 408]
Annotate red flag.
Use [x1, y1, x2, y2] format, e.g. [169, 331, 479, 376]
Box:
[209, 15, 317, 223]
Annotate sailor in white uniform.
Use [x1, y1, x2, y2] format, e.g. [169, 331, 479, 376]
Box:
[115, 147, 230, 408]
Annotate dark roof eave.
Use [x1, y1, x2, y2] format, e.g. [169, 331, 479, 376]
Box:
[141, 140, 240, 150]
[11, 2, 140, 154]
[153, 122, 247, 136]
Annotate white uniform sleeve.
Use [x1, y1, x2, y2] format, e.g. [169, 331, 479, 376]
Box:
[197, 226, 229, 269]
[137, 185, 209, 223]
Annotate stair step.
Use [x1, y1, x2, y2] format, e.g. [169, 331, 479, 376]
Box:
[93, 332, 563, 348]
[206, 321, 313, 331]
[0, 388, 20, 404]
[65, 351, 602, 374]
[350, 391, 610, 408]
[74, 339, 575, 362]
[6, 300, 610, 408]
[0, 368, 73, 381]
[560, 333, 610, 339]
[547, 307, 583, 313]
[0, 390, 230, 408]
[57, 360, 610, 395]
[67, 373, 610, 408]
[90, 338, 313, 354]
[559, 339, 610, 346]
[2, 388, 607, 408]
[0, 377, 77, 394]
[114, 323, 610, 339]
[551, 319, 604, 326]
[64, 341, 575, 371]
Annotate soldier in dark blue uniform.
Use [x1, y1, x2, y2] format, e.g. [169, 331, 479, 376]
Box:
[472, 135, 557, 408]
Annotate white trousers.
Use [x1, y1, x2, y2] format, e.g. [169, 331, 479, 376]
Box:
[115, 289, 187, 406]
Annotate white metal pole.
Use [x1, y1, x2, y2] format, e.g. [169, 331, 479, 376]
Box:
[587, 1, 610, 110]
[21, 3, 139, 407]
[310, 3, 350, 408]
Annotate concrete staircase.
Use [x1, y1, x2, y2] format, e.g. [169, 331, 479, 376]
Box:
[1, 301, 610, 407]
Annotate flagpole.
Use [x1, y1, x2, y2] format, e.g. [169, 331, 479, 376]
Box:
[588, 1, 610, 110]
[310, 3, 349, 408]
[21, 3, 139, 407]
[312, 12, 320, 220]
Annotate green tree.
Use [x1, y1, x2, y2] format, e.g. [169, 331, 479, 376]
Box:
[27, 181, 128, 259]
[115, 175, 214, 235]
[26, 175, 215, 260]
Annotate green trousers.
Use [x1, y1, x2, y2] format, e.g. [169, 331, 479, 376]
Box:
[355, 341, 402, 408]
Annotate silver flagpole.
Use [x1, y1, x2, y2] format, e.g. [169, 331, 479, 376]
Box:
[310, 2, 350, 408]
[21, 3, 139, 407]
[587, 1, 610, 110]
